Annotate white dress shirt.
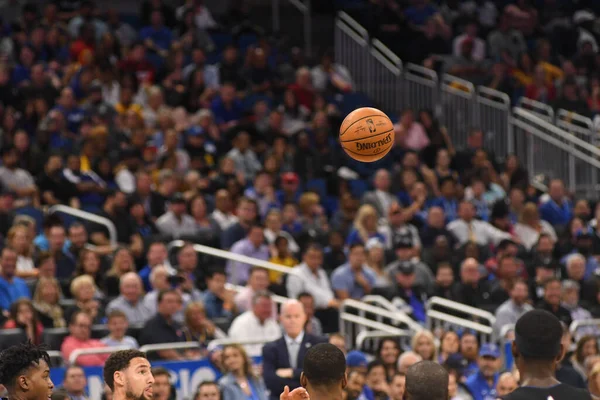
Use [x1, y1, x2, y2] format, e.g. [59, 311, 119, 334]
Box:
[447, 218, 512, 246]
[286, 263, 334, 309]
[228, 311, 281, 357]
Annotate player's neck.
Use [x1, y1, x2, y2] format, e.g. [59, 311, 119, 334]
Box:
[519, 365, 560, 388]
[6, 392, 27, 400]
[111, 389, 130, 400]
[308, 388, 343, 400]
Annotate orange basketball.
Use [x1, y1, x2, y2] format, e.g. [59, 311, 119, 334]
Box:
[339, 107, 395, 163]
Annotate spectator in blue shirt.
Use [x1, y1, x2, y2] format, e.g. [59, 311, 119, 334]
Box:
[465, 344, 501, 400]
[211, 82, 243, 130]
[53, 87, 85, 134]
[202, 269, 235, 320]
[139, 10, 173, 56]
[539, 179, 573, 227]
[0, 247, 31, 310]
[331, 243, 377, 300]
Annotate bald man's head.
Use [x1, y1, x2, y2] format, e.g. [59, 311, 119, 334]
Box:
[281, 300, 306, 338]
[120, 272, 143, 301]
[397, 351, 422, 374]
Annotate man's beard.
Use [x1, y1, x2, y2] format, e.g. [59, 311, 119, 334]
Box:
[125, 383, 149, 400]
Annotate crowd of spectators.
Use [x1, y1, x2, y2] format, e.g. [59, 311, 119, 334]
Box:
[0, 0, 600, 400]
[361, 0, 600, 121]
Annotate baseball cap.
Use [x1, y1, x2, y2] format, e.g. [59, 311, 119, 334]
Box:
[395, 237, 413, 250]
[366, 237, 384, 251]
[395, 260, 415, 275]
[479, 343, 500, 359]
[282, 172, 299, 185]
[346, 350, 368, 368]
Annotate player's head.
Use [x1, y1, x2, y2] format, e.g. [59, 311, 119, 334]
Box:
[301, 343, 347, 393]
[404, 361, 448, 400]
[0, 341, 53, 400]
[103, 350, 154, 400]
[513, 310, 563, 370]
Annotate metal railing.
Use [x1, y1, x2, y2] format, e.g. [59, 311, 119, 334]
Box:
[426, 297, 496, 344]
[207, 336, 282, 350]
[340, 312, 414, 351]
[226, 283, 290, 305]
[569, 319, 600, 339]
[49, 205, 118, 247]
[355, 329, 414, 351]
[334, 12, 600, 196]
[69, 346, 131, 365]
[271, 0, 311, 55]
[340, 298, 422, 352]
[361, 295, 409, 313]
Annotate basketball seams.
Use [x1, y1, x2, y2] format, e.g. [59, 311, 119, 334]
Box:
[339, 127, 394, 143]
[340, 114, 386, 136]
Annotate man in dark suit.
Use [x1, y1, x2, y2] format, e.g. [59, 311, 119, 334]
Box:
[263, 300, 327, 400]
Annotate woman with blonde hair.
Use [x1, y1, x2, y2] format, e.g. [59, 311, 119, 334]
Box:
[64, 275, 105, 325]
[346, 204, 386, 246]
[411, 330, 437, 362]
[33, 277, 66, 328]
[6, 225, 36, 278]
[219, 344, 267, 400]
[514, 202, 557, 250]
[103, 247, 135, 297]
[298, 192, 328, 235]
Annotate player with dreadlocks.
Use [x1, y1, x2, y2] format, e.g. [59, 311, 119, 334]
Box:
[0, 341, 54, 400]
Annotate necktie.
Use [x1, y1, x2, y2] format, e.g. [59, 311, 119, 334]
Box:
[289, 340, 299, 369]
[468, 222, 476, 243]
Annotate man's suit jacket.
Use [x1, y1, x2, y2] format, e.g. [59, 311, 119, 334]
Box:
[362, 191, 396, 218]
[262, 333, 327, 400]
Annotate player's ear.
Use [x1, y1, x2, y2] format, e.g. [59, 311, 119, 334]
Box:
[300, 372, 306, 388]
[511, 341, 518, 360]
[114, 371, 124, 387]
[18, 375, 29, 391]
[341, 372, 347, 389]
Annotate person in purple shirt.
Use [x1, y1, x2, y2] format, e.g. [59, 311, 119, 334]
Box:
[331, 243, 377, 300]
[226, 224, 270, 285]
[0, 247, 31, 311]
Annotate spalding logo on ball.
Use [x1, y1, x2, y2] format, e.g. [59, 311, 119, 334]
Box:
[339, 107, 395, 162]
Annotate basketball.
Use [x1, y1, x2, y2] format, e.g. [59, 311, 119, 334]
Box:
[339, 107, 395, 163]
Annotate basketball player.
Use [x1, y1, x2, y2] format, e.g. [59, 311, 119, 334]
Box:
[404, 361, 448, 400]
[0, 341, 54, 400]
[281, 343, 346, 400]
[103, 350, 154, 400]
[499, 310, 595, 400]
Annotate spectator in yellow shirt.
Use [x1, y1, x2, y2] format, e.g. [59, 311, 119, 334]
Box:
[268, 235, 298, 293]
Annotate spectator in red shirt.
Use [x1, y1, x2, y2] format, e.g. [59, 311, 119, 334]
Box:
[3, 298, 44, 344]
[61, 311, 108, 367]
[289, 67, 315, 111]
[118, 42, 156, 85]
[525, 64, 556, 104]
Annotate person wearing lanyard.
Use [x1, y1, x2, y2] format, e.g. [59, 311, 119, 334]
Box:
[219, 344, 267, 400]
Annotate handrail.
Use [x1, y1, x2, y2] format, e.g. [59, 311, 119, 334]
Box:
[516, 97, 554, 120]
[341, 298, 423, 332]
[427, 310, 494, 335]
[361, 295, 410, 313]
[557, 108, 594, 127]
[69, 346, 130, 365]
[355, 329, 413, 349]
[166, 240, 300, 276]
[139, 342, 201, 353]
[405, 62, 438, 84]
[477, 86, 511, 107]
[570, 319, 600, 335]
[512, 109, 600, 167]
[225, 283, 290, 305]
[272, 0, 312, 55]
[207, 336, 282, 350]
[340, 312, 409, 335]
[499, 323, 515, 339]
[441, 73, 475, 95]
[370, 39, 402, 74]
[426, 297, 496, 324]
[337, 11, 369, 40]
[49, 205, 118, 247]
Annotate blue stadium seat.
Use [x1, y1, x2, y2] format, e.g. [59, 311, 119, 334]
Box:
[238, 33, 258, 54]
[210, 32, 234, 53]
[306, 179, 327, 199]
[14, 206, 44, 233]
[0, 328, 27, 350]
[349, 179, 369, 198]
[323, 196, 339, 216]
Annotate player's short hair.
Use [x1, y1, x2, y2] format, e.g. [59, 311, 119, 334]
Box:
[103, 350, 148, 391]
[303, 343, 346, 387]
[405, 361, 448, 400]
[0, 341, 51, 389]
[514, 309, 562, 361]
